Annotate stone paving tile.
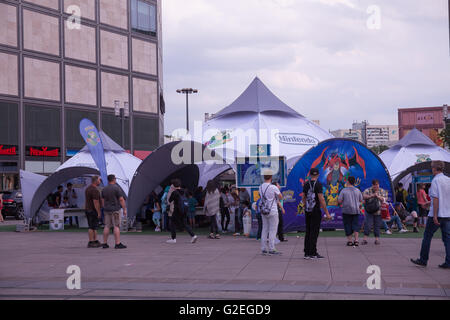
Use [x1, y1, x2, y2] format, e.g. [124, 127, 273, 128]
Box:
[385, 287, 447, 297]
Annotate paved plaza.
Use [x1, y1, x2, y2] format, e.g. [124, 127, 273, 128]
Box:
[0, 231, 449, 300]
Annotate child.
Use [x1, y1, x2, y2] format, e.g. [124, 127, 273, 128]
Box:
[152, 200, 162, 232]
[241, 201, 252, 237]
[60, 196, 70, 208]
[187, 191, 198, 229]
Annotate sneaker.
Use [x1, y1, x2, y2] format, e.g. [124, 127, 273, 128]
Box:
[280, 239, 288, 242]
[304, 255, 312, 260]
[411, 258, 426, 267]
[311, 254, 325, 259]
[166, 239, 177, 244]
[102, 243, 109, 249]
[155, 227, 161, 232]
[114, 243, 127, 249]
[191, 235, 198, 243]
[438, 263, 450, 269]
[413, 227, 419, 233]
[268, 250, 282, 255]
[87, 241, 96, 248]
[385, 230, 392, 235]
[275, 239, 281, 244]
[214, 234, 221, 239]
[233, 233, 240, 236]
[361, 240, 368, 245]
[399, 229, 408, 233]
[374, 240, 381, 245]
[262, 250, 269, 255]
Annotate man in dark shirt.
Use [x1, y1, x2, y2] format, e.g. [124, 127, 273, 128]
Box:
[302, 168, 332, 260]
[85, 176, 102, 248]
[52, 185, 63, 208]
[167, 179, 197, 244]
[101, 174, 127, 249]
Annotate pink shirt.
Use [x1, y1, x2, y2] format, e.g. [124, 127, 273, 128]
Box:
[417, 189, 428, 205]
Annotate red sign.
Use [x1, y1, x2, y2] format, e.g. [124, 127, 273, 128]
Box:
[27, 147, 59, 157]
[0, 145, 17, 155]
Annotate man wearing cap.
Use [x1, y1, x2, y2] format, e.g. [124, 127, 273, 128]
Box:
[258, 170, 283, 255]
[302, 168, 332, 259]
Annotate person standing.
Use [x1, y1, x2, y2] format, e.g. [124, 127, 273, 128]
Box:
[239, 188, 250, 235]
[152, 199, 162, 232]
[302, 168, 332, 259]
[101, 175, 127, 249]
[275, 182, 287, 242]
[411, 161, 450, 269]
[395, 183, 408, 209]
[259, 172, 283, 255]
[84, 176, 102, 248]
[362, 180, 386, 245]
[338, 176, 363, 246]
[220, 187, 231, 233]
[52, 186, 63, 208]
[64, 183, 78, 226]
[167, 179, 198, 244]
[187, 191, 198, 230]
[203, 180, 221, 239]
[416, 183, 430, 228]
[161, 186, 171, 231]
[0, 193, 4, 223]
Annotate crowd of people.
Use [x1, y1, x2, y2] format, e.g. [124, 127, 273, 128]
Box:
[43, 159, 448, 269]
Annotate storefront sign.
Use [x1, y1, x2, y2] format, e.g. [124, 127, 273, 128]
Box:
[0, 145, 18, 156]
[416, 112, 434, 125]
[27, 146, 60, 157]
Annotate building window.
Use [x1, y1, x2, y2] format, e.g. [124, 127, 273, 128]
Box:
[25, 105, 60, 148]
[131, 0, 156, 36]
[101, 113, 130, 150]
[66, 109, 98, 150]
[0, 102, 18, 146]
[133, 117, 158, 151]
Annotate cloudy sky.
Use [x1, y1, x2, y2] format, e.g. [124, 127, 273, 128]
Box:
[162, 0, 450, 135]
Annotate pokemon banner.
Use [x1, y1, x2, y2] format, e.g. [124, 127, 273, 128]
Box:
[282, 139, 393, 232]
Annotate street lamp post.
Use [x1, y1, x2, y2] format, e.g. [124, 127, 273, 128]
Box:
[114, 100, 130, 148]
[176, 88, 198, 132]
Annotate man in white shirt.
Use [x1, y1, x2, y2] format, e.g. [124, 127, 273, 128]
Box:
[259, 171, 283, 255]
[411, 161, 450, 269]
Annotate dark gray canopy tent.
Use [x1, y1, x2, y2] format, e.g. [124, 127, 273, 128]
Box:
[393, 161, 450, 186]
[29, 167, 100, 219]
[127, 141, 222, 218]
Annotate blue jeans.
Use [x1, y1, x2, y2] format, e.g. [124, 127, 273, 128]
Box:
[364, 213, 382, 238]
[383, 215, 403, 231]
[419, 217, 450, 265]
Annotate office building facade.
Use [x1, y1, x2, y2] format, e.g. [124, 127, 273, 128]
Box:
[0, 0, 164, 190]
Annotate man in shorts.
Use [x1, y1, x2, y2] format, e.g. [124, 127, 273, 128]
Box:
[101, 174, 127, 249]
[85, 176, 102, 248]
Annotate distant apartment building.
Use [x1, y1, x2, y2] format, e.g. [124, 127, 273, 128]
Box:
[398, 105, 447, 147]
[332, 122, 398, 148]
[0, 0, 164, 190]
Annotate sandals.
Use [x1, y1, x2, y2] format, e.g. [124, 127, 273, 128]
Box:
[208, 234, 215, 239]
[353, 241, 359, 247]
[347, 241, 354, 247]
[215, 234, 221, 239]
[361, 240, 368, 245]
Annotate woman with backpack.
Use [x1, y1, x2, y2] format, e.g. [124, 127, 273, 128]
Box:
[362, 179, 386, 245]
[203, 180, 221, 239]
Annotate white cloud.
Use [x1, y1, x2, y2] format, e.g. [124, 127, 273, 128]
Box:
[162, 0, 450, 134]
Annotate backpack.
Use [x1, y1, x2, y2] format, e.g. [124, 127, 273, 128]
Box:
[365, 196, 380, 214]
[258, 184, 276, 216]
[305, 180, 317, 212]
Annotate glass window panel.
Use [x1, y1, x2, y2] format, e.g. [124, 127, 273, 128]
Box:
[133, 117, 158, 151]
[0, 102, 18, 145]
[25, 105, 60, 147]
[131, 0, 156, 36]
[101, 113, 130, 149]
[65, 109, 98, 149]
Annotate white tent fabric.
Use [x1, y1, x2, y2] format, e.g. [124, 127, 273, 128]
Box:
[379, 128, 450, 181]
[57, 133, 142, 195]
[20, 170, 47, 222]
[197, 77, 332, 181]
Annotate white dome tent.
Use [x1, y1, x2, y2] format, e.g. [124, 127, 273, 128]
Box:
[23, 131, 142, 220]
[379, 128, 450, 184]
[197, 77, 333, 185]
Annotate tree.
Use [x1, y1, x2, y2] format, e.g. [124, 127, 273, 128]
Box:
[370, 145, 389, 155]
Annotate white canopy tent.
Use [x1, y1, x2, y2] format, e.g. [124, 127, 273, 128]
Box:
[22, 131, 142, 220]
[379, 128, 450, 183]
[196, 77, 333, 185]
